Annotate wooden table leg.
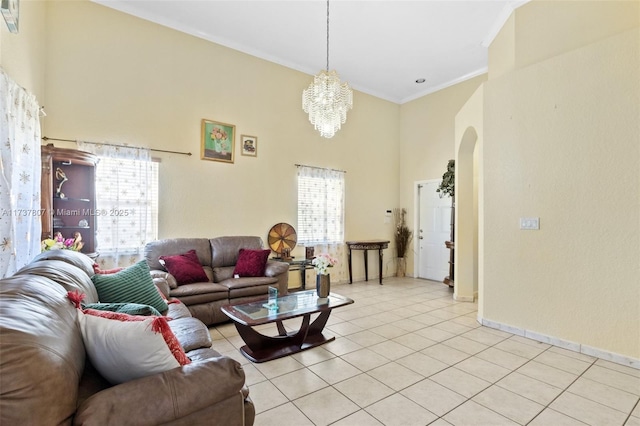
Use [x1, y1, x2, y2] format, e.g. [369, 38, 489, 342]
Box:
[378, 248, 384, 285]
[348, 247, 353, 284]
[233, 311, 336, 363]
[364, 249, 369, 281]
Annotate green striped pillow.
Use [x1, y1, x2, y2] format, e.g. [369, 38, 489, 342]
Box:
[83, 302, 162, 316]
[91, 261, 168, 314]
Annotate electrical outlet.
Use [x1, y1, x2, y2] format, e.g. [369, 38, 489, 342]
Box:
[520, 217, 540, 230]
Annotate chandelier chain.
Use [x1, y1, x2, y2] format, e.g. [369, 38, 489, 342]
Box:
[326, 0, 330, 71]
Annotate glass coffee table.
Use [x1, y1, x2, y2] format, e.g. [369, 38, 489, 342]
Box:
[221, 290, 354, 363]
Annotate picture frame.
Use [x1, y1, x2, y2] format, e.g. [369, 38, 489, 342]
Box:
[201, 119, 235, 163]
[1, 0, 19, 34]
[240, 135, 258, 157]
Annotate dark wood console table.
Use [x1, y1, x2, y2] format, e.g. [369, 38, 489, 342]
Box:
[346, 240, 390, 284]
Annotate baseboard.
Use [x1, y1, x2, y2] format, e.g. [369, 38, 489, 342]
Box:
[479, 317, 640, 370]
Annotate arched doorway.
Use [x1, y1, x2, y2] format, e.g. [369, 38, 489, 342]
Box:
[454, 126, 479, 302]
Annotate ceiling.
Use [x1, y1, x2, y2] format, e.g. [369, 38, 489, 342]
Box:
[92, 0, 528, 104]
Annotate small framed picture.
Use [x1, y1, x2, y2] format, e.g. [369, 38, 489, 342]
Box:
[240, 135, 258, 157]
[201, 119, 235, 163]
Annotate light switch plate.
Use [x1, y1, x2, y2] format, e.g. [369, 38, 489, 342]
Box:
[520, 217, 540, 230]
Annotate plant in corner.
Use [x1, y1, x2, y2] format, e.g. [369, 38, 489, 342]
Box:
[436, 159, 455, 198]
[393, 208, 413, 277]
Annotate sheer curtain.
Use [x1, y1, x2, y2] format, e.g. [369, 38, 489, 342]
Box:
[297, 165, 347, 282]
[0, 69, 42, 278]
[78, 142, 157, 269]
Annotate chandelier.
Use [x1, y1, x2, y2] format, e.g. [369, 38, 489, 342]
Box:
[302, 0, 353, 139]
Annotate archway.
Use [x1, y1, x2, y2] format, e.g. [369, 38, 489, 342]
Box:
[454, 126, 479, 302]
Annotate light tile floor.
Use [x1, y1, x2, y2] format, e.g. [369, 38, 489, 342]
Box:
[209, 277, 640, 426]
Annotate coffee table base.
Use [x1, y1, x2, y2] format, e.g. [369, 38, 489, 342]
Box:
[233, 310, 334, 363]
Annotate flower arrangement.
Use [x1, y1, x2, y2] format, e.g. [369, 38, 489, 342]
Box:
[312, 253, 338, 275]
[394, 208, 413, 258]
[41, 231, 84, 252]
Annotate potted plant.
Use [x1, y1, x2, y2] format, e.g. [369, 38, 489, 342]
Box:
[393, 208, 413, 277]
[437, 159, 455, 286]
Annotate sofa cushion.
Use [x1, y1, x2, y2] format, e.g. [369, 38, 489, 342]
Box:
[168, 317, 213, 352]
[210, 236, 264, 268]
[78, 310, 189, 385]
[233, 249, 270, 277]
[91, 261, 168, 314]
[159, 250, 209, 285]
[145, 238, 212, 271]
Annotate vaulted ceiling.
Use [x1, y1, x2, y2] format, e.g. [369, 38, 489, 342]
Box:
[93, 0, 528, 104]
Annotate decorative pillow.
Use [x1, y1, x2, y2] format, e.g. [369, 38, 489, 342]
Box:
[158, 250, 209, 285]
[83, 302, 161, 316]
[233, 248, 271, 277]
[78, 310, 190, 385]
[91, 261, 168, 314]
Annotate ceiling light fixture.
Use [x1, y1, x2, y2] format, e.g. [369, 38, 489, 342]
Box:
[415, 78, 426, 84]
[302, 0, 353, 139]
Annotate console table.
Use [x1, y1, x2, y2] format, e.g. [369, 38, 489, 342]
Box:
[346, 240, 390, 285]
[272, 258, 314, 289]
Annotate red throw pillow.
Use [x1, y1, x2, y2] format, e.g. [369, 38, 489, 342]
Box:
[233, 249, 270, 277]
[158, 250, 208, 285]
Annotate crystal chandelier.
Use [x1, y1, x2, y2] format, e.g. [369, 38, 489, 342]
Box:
[302, 0, 353, 139]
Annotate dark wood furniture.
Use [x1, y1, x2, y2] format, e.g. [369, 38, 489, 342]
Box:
[221, 290, 354, 363]
[271, 257, 314, 289]
[41, 145, 98, 257]
[345, 240, 390, 285]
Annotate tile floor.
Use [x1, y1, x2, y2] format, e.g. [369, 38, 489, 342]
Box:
[209, 277, 640, 426]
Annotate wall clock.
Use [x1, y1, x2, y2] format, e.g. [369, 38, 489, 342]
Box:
[1, 0, 19, 34]
[268, 223, 297, 255]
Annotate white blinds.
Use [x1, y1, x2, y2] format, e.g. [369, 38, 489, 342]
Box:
[297, 166, 345, 245]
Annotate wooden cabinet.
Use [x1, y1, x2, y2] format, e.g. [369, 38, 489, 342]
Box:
[41, 145, 98, 257]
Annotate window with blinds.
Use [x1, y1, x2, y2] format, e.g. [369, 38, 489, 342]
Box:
[94, 157, 159, 252]
[297, 166, 345, 245]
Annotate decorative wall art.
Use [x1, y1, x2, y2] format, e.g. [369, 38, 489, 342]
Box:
[201, 119, 235, 163]
[240, 135, 258, 157]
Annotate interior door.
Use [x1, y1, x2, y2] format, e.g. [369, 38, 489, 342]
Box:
[417, 181, 452, 281]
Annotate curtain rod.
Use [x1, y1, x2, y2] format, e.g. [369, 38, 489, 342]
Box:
[295, 164, 346, 173]
[41, 136, 192, 156]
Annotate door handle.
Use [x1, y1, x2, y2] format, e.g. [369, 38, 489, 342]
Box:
[419, 236, 423, 239]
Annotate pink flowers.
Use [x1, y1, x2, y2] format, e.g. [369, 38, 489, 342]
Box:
[210, 127, 228, 141]
[312, 253, 338, 275]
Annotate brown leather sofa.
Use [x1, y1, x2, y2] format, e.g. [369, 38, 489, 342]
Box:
[145, 236, 289, 326]
[0, 250, 255, 426]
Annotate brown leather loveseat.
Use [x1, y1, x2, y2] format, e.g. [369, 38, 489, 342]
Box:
[145, 236, 289, 326]
[0, 250, 255, 425]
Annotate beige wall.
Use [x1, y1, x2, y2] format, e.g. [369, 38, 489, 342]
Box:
[37, 0, 400, 282]
[480, 1, 639, 359]
[0, 0, 47, 102]
[399, 75, 487, 276]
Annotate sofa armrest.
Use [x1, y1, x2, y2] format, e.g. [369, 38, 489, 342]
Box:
[264, 260, 289, 277]
[150, 269, 178, 290]
[74, 357, 246, 425]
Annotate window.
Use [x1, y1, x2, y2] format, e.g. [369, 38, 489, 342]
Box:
[94, 156, 158, 253]
[297, 166, 345, 245]
[78, 141, 158, 268]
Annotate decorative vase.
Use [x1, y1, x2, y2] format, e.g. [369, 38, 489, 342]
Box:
[396, 257, 406, 277]
[316, 274, 330, 298]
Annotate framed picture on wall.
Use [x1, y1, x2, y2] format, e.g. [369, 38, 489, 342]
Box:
[240, 135, 258, 157]
[1, 0, 19, 33]
[201, 119, 235, 163]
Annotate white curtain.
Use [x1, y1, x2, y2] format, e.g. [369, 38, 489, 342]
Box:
[78, 142, 156, 269]
[297, 165, 347, 282]
[0, 69, 42, 278]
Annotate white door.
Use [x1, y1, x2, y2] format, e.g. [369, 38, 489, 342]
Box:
[417, 181, 452, 281]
